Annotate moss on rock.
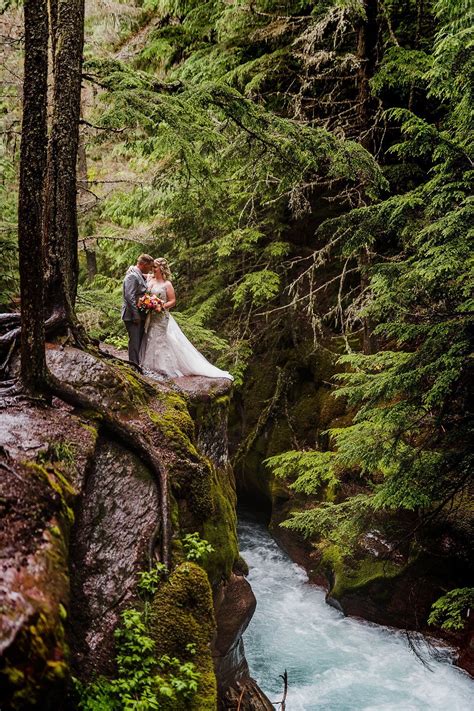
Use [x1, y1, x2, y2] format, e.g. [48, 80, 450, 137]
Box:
[201, 464, 239, 586]
[0, 528, 71, 711]
[151, 562, 217, 711]
[321, 544, 403, 601]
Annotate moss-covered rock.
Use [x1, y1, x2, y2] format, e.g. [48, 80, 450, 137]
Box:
[151, 562, 217, 710]
[0, 403, 97, 710]
[2, 345, 263, 707]
[201, 463, 239, 585]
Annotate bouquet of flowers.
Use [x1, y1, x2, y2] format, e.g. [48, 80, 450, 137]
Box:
[137, 292, 165, 313]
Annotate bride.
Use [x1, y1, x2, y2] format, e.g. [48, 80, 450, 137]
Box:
[139, 257, 233, 380]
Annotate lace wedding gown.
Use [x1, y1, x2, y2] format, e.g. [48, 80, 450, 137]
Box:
[139, 283, 233, 380]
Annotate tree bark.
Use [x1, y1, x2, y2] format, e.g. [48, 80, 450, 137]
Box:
[85, 248, 98, 281]
[17, 0, 49, 392]
[44, 0, 85, 325]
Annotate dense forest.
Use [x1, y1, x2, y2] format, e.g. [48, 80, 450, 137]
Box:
[0, 0, 473, 709]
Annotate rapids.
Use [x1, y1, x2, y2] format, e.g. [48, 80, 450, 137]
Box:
[239, 514, 473, 711]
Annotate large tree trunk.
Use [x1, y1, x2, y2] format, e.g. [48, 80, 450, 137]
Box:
[44, 0, 85, 326]
[17, 0, 49, 392]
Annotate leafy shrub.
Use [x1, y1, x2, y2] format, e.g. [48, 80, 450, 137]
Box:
[137, 563, 168, 596]
[182, 533, 214, 563]
[428, 588, 474, 631]
[75, 608, 200, 710]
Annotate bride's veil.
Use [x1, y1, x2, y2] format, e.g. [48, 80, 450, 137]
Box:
[166, 315, 233, 380]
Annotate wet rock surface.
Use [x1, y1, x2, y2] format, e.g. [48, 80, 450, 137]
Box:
[213, 569, 274, 711]
[213, 572, 256, 689]
[0, 401, 96, 709]
[1, 344, 270, 708]
[69, 438, 160, 679]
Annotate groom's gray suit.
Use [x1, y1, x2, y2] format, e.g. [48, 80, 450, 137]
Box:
[122, 265, 147, 365]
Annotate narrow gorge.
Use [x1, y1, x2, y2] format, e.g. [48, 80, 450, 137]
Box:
[1, 342, 472, 709]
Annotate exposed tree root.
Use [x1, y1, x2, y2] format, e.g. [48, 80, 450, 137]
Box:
[46, 371, 171, 569]
[0, 313, 21, 325]
[148, 518, 163, 570]
[0, 337, 18, 375]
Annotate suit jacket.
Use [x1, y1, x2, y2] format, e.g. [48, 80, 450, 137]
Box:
[121, 266, 147, 321]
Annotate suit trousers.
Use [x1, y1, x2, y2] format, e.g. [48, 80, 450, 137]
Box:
[124, 319, 144, 366]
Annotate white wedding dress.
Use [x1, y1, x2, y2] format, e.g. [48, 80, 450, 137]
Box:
[139, 282, 233, 380]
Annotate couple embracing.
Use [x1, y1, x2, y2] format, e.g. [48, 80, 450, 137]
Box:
[121, 254, 233, 380]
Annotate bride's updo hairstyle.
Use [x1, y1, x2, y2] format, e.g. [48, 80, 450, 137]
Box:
[154, 257, 172, 281]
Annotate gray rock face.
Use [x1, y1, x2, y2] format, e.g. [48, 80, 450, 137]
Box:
[70, 438, 160, 679]
[175, 375, 232, 468]
[47, 347, 131, 411]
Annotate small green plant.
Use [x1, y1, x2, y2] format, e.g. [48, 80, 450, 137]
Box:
[137, 563, 168, 596]
[104, 334, 129, 350]
[38, 440, 76, 466]
[182, 533, 214, 563]
[428, 588, 474, 631]
[75, 608, 200, 710]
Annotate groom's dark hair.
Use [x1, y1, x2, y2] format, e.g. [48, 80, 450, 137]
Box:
[137, 254, 154, 265]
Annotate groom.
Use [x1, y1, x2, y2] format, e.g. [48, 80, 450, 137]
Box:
[122, 254, 154, 366]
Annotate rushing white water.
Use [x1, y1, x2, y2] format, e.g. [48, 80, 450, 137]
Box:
[239, 514, 473, 711]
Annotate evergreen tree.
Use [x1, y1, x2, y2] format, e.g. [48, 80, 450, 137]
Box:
[265, 0, 473, 629]
[44, 0, 86, 331]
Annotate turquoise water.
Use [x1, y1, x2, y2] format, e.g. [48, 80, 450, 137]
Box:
[239, 515, 473, 711]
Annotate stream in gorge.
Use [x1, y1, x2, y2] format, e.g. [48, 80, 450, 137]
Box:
[238, 512, 473, 711]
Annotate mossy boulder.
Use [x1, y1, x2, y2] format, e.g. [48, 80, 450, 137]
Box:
[0, 402, 97, 710]
[151, 562, 217, 711]
[2, 345, 260, 707]
[315, 520, 474, 653]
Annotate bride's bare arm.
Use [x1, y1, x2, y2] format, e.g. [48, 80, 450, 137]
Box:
[163, 281, 176, 310]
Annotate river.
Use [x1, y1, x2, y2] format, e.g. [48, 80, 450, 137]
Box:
[239, 513, 473, 711]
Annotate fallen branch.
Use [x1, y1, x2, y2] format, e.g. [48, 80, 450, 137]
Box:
[271, 670, 289, 710]
[79, 118, 130, 133]
[0, 312, 21, 325]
